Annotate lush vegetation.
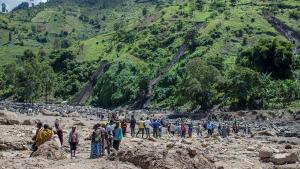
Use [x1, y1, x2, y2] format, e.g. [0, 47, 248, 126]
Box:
[0, 0, 299, 111]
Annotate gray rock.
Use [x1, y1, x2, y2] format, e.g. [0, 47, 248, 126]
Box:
[271, 152, 299, 165]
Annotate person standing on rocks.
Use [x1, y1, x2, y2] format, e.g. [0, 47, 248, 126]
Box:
[195, 123, 202, 138]
[188, 123, 193, 138]
[144, 117, 151, 139]
[90, 124, 102, 158]
[207, 121, 213, 137]
[181, 123, 187, 138]
[100, 124, 107, 157]
[226, 125, 231, 137]
[53, 121, 64, 147]
[130, 115, 136, 137]
[152, 120, 160, 138]
[106, 122, 115, 157]
[170, 123, 176, 137]
[113, 122, 123, 151]
[69, 126, 79, 158]
[31, 122, 43, 152]
[121, 119, 127, 137]
[136, 118, 145, 138]
[221, 125, 227, 138]
[176, 123, 181, 137]
[36, 124, 54, 147]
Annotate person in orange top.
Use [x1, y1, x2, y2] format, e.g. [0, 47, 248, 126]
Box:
[136, 118, 145, 138]
[31, 122, 43, 152]
[36, 124, 54, 147]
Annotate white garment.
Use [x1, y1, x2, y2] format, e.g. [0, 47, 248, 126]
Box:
[144, 120, 151, 129]
[170, 124, 176, 132]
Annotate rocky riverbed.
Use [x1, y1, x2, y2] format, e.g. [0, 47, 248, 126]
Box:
[0, 107, 299, 169]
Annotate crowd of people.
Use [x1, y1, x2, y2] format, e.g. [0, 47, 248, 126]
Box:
[30, 114, 251, 159]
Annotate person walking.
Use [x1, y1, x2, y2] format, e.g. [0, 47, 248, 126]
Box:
[113, 123, 123, 151]
[130, 115, 136, 137]
[68, 126, 79, 158]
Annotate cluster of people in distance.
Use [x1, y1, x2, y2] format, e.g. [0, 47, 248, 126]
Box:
[30, 114, 251, 159]
[30, 121, 79, 157]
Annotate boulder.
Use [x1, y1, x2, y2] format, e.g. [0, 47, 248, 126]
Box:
[259, 147, 273, 159]
[131, 138, 143, 143]
[31, 140, 66, 160]
[187, 147, 197, 157]
[40, 109, 60, 116]
[73, 121, 85, 126]
[271, 152, 299, 165]
[294, 111, 300, 120]
[181, 139, 192, 145]
[202, 142, 209, 148]
[112, 143, 215, 169]
[0, 110, 21, 125]
[22, 119, 36, 125]
[148, 137, 157, 142]
[256, 130, 276, 137]
[68, 111, 81, 117]
[247, 145, 257, 151]
[285, 145, 292, 149]
[166, 142, 175, 149]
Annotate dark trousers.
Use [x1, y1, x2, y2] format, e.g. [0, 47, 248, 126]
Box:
[208, 129, 212, 136]
[153, 128, 158, 138]
[145, 128, 150, 138]
[106, 138, 112, 155]
[130, 127, 135, 137]
[113, 140, 121, 151]
[136, 128, 145, 138]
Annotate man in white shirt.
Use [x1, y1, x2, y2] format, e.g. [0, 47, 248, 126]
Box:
[144, 117, 151, 139]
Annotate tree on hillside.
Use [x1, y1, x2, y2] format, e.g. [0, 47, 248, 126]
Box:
[237, 38, 294, 79]
[177, 58, 221, 110]
[225, 66, 262, 109]
[40, 62, 56, 103]
[14, 50, 56, 103]
[195, 0, 204, 10]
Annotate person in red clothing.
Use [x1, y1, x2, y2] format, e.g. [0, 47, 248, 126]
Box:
[181, 123, 187, 138]
[226, 125, 231, 136]
[121, 119, 127, 137]
[54, 121, 64, 146]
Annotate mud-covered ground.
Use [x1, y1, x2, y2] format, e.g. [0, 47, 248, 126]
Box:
[0, 109, 299, 169]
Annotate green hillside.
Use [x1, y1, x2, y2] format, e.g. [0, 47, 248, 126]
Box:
[0, 0, 299, 111]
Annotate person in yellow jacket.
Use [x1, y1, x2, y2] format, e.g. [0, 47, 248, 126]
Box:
[36, 124, 54, 147]
[136, 118, 145, 138]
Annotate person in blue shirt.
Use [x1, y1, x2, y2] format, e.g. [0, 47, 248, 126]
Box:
[207, 121, 213, 136]
[113, 123, 123, 151]
[188, 123, 193, 138]
[151, 120, 160, 138]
